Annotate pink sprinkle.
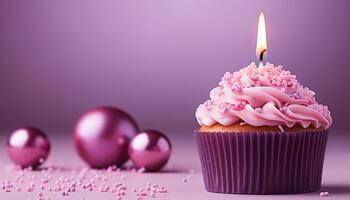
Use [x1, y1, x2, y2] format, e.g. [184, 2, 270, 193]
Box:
[239, 122, 247, 126]
[278, 125, 284, 132]
[279, 107, 287, 112]
[137, 167, 146, 173]
[320, 191, 330, 197]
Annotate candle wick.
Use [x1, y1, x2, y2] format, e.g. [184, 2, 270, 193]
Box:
[256, 49, 267, 67]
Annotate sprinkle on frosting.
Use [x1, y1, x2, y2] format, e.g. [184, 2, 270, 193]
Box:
[196, 62, 332, 129]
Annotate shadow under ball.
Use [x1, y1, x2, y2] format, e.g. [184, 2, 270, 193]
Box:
[129, 130, 171, 172]
[73, 106, 139, 169]
[7, 127, 51, 169]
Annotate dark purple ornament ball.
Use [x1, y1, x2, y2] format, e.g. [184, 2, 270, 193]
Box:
[129, 130, 171, 172]
[73, 106, 139, 168]
[7, 127, 51, 168]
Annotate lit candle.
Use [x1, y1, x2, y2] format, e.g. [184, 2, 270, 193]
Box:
[255, 12, 267, 66]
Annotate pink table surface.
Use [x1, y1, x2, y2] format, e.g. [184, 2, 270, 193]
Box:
[0, 130, 349, 200]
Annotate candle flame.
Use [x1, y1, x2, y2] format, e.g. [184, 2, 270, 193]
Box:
[256, 12, 267, 66]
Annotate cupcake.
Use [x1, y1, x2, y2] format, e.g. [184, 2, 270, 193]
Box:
[195, 63, 332, 194]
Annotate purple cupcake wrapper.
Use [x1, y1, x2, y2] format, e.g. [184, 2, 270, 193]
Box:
[195, 130, 328, 194]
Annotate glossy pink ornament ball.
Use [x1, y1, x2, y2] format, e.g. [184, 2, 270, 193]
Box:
[73, 106, 139, 168]
[7, 127, 51, 168]
[129, 130, 171, 172]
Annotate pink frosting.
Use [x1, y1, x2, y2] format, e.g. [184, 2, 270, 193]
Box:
[196, 63, 332, 129]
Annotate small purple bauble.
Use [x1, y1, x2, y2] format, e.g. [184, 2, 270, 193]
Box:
[73, 106, 139, 168]
[7, 127, 51, 168]
[129, 130, 171, 172]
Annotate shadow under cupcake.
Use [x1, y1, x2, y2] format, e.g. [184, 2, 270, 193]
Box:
[195, 63, 332, 194]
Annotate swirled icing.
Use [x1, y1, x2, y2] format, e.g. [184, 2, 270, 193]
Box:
[195, 63, 332, 129]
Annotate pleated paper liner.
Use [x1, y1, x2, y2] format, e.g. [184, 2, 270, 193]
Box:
[195, 130, 328, 194]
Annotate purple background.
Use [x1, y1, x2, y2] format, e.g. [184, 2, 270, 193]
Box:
[0, 0, 349, 134]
